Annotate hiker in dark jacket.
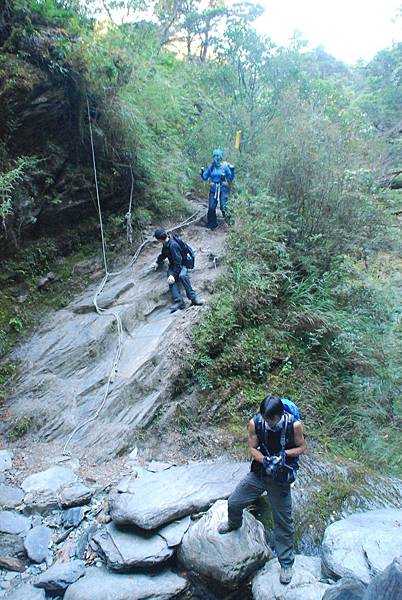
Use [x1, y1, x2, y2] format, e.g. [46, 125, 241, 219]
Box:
[152, 227, 203, 313]
[218, 395, 306, 586]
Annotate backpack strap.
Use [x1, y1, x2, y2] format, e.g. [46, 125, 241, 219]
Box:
[280, 413, 288, 452]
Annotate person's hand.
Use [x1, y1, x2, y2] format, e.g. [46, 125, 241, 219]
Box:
[263, 456, 273, 471]
[167, 274, 175, 285]
[200, 167, 204, 176]
[151, 261, 159, 271]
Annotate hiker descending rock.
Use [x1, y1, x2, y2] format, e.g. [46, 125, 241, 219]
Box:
[200, 148, 235, 229]
[218, 394, 306, 586]
[152, 227, 203, 313]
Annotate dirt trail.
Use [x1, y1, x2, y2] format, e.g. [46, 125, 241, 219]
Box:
[1, 199, 227, 473]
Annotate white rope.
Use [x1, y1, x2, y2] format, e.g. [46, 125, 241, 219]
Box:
[86, 97, 108, 275]
[63, 98, 202, 454]
[125, 167, 134, 245]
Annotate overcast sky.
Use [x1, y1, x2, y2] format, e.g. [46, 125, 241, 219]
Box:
[254, 0, 402, 63]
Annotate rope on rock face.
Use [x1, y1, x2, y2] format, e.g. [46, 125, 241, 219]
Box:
[125, 167, 134, 245]
[62, 97, 202, 455]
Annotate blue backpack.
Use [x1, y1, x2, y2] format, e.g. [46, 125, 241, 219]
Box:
[281, 398, 301, 421]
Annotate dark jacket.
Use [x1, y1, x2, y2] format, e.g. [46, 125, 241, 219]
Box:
[251, 413, 299, 476]
[156, 237, 183, 276]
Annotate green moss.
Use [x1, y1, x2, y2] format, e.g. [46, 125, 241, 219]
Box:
[7, 415, 35, 441]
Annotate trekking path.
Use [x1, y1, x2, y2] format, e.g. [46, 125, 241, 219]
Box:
[1, 201, 225, 467]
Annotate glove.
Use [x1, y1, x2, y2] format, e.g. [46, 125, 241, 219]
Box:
[151, 261, 159, 271]
[200, 167, 204, 176]
[262, 456, 273, 471]
[167, 274, 175, 285]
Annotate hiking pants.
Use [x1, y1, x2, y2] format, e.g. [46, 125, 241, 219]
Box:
[207, 185, 229, 229]
[167, 266, 196, 303]
[227, 471, 294, 568]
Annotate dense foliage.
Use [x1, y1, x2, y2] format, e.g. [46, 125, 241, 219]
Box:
[0, 0, 401, 474]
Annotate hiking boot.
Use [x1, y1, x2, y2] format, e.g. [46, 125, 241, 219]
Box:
[170, 300, 185, 313]
[191, 297, 204, 306]
[279, 566, 293, 585]
[217, 521, 239, 535]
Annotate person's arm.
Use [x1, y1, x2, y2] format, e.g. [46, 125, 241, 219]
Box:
[284, 421, 306, 458]
[156, 246, 167, 266]
[201, 164, 212, 181]
[224, 164, 234, 182]
[248, 419, 265, 464]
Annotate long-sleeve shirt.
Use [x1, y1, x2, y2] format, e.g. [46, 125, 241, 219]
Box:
[201, 162, 234, 189]
[156, 238, 183, 275]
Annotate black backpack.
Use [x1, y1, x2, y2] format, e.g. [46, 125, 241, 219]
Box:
[173, 235, 195, 269]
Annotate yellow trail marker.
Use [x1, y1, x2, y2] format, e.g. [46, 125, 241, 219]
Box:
[235, 130, 242, 150]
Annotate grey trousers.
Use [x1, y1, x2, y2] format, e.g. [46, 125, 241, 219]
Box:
[227, 471, 295, 568]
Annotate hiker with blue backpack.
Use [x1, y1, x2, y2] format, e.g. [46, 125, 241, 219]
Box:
[200, 148, 235, 230]
[218, 394, 305, 586]
[152, 227, 203, 313]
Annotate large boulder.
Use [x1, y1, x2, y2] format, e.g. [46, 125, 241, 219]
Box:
[364, 556, 402, 600]
[58, 482, 93, 508]
[94, 517, 191, 570]
[322, 509, 402, 584]
[0, 510, 31, 534]
[0, 484, 24, 508]
[93, 523, 174, 571]
[178, 499, 271, 588]
[22, 466, 78, 495]
[110, 461, 249, 529]
[34, 559, 85, 593]
[22, 466, 78, 514]
[322, 578, 366, 600]
[64, 567, 188, 599]
[252, 556, 330, 600]
[24, 525, 52, 563]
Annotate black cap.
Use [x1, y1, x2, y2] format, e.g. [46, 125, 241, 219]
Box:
[154, 227, 167, 240]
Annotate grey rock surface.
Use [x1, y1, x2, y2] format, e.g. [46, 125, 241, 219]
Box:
[111, 461, 250, 529]
[0, 511, 31, 534]
[364, 556, 402, 600]
[0, 485, 24, 509]
[252, 555, 330, 600]
[58, 482, 93, 508]
[64, 567, 188, 600]
[24, 525, 51, 563]
[93, 523, 174, 571]
[22, 466, 79, 515]
[62, 507, 84, 528]
[34, 559, 85, 592]
[22, 466, 78, 494]
[322, 509, 402, 584]
[3, 584, 46, 600]
[178, 499, 271, 588]
[0, 450, 13, 472]
[2, 226, 223, 461]
[0, 533, 25, 558]
[322, 578, 366, 599]
[23, 490, 60, 515]
[158, 516, 191, 547]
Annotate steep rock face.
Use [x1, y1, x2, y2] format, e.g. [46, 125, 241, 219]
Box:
[0, 6, 132, 258]
[2, 223, 224, 460]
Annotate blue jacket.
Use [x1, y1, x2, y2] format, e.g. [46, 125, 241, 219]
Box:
[156, 237, 183, 276]
[201, 162, 234, 189]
